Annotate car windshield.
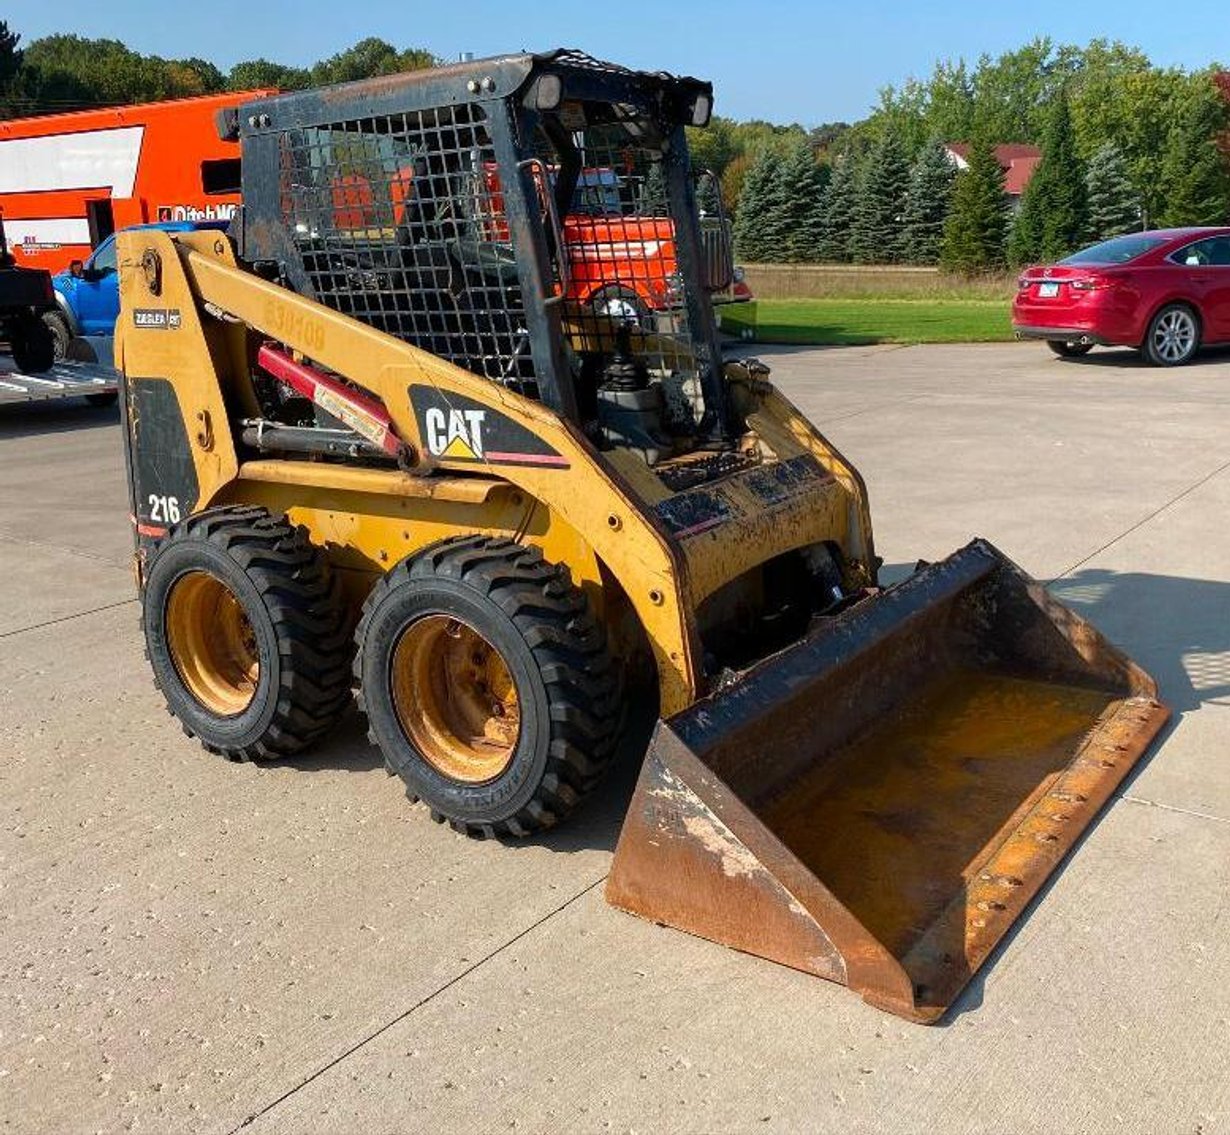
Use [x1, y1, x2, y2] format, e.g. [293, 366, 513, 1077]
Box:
[1062, 234, 1169, 265]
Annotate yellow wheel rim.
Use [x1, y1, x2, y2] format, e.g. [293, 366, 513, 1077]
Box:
[390, 615, 521, 784]
[165, 571, 260, 717]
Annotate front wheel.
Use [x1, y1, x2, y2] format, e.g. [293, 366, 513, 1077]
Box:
[1144, 304, 1200, 366]
[1047, 339, 1094, 358]
[355, 535, 622, 838]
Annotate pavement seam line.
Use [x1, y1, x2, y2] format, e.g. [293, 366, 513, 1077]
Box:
[824, 391, 929, 424]
[1121, 793, 1230, 826]
[0, 598, 137, 639]
[1053, 453, 1230, 581]
[230, 874, 608, 1132]
[0, 527, 129, 568]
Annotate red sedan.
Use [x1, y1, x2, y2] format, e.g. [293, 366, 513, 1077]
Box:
[1012, 227, 1230, 366]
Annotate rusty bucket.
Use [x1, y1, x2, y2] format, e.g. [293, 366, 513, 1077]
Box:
[606, 539, 1169, 1022]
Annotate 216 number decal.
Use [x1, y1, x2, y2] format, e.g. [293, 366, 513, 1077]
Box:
[147, 494, 181, 524]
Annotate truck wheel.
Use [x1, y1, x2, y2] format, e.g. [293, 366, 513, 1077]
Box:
[355, 535, 621, 838]
[10, 314, 55, 374]
[143, 506, 353, 760]
[42, 311, 73, 362]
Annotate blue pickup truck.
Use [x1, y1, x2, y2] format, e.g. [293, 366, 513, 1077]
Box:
[44, 220, 228, 365]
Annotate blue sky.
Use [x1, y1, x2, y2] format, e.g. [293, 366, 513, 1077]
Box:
[6, 0, 1226, 124]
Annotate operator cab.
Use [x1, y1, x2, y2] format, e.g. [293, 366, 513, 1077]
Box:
[230, 49, 735, 471]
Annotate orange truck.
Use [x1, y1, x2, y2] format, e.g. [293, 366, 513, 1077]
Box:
[0, 89, 274, 275]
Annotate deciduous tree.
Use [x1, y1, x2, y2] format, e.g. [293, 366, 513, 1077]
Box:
[1158, 80, 1230, 227]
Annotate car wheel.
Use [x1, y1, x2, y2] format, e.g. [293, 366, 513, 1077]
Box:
[1144, 304, 1200, 367]
[1047, 340, 1094, 358]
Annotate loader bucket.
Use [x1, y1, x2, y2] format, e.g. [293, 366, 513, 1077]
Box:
[606, 539, 1169, 1022]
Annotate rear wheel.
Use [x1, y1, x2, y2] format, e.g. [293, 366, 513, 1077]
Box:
[356, 535, 621, 838]
[9, 314, 55, 374]
[1047, 339, 1094, 358]
[42, 311, 72, 362]
[1144, 303, 1200, 366]
[143, 506, 353, 760]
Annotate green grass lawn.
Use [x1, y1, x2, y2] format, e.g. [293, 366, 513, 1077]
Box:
[718, 299, 1014, 345]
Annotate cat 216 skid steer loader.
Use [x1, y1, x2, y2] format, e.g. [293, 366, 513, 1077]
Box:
[116, 50, 1169, 1022]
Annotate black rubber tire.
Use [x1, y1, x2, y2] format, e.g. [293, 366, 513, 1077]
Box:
[143, 505, 353, 760]
[10, 314, 55, 374]
[1143, 303, 1201, 367]
[1047, 339, 1094, 358]
[355, 535, 621, 838]
[42, 311, 72, 362]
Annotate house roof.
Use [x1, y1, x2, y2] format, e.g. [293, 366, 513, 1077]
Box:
[944, 143, 1043, 196]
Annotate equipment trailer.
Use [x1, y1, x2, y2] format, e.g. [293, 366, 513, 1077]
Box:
[0, 212, 119, 406]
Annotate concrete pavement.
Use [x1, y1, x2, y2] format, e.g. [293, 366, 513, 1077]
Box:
[1, 343, 1227, 1133]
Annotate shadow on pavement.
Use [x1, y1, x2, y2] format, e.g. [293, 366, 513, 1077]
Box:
[271, 694, 659, 856]
[0, 399, 120, 437]
[1058, 344, 1230, 369]
[1050, 567, 1230, 714]
[883, 561, 1230, 714]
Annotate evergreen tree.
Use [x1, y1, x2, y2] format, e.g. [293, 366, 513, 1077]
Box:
[1158, 85, 1230, 227]
[695, 171, 722, 217]
[756, 153, 794, 262]
[850, 129, 911, 263]
[778, 142, 829, 262]
[815, 152, 859, 262]
[900, 137, 957, 264]
[1085, 142, 1139, 240]
[940, 135, 1009, 273]
[1009, 90, 1086, 264]
[795, 162, 832, 263]
[733, 150, 781, 262]
[637, 162, 669, 215]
